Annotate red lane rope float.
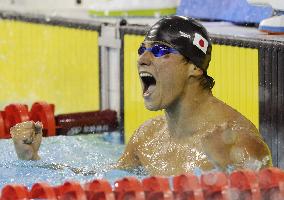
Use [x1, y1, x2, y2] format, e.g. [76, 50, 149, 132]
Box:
[173, 173, 204, 200]
[84, 179, 115, 200]
[29, 182, 57, 200]
[259, 167, 284, 188]
[56, 181, 87, 200]
[201, 172, 230, 200]
[114, 177, 145, 200]
[259, 167, 284, 199]
[0, 168, 284, 200]
[29, 102, 56, 137]
[142, 176, 173, 200]
[1, 184, 29, 200]
[4, 104, 30, 138]
[280, 182, 284, 197]
[0, 111, 8, 139]
[230, 170, 261, 200]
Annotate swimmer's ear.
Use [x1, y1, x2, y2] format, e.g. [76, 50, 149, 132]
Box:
[187, 63, 203, 78]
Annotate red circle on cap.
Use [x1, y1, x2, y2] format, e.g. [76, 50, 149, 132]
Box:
[199, 39, 204, 47]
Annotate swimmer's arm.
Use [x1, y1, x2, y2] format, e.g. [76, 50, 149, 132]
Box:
[203, 131, 272, 171]
[13, 140, 41, 160]
[114, 130, 141, 170]
[230, 133, 272, 169]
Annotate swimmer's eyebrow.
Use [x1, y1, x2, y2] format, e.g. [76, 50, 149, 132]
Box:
[152, 42, 161, 45]
[140, 41, 153, 46]
[139, 42, 153, 48]
[141, 41, 173, 47]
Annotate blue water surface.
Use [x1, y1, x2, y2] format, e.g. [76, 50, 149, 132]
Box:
[0, 134, 145, 189]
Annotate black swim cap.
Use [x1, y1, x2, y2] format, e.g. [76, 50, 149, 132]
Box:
[145, 16, 212, 71]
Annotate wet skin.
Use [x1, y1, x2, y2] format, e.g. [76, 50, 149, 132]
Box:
[116, 41, 272, 176]
[11, 121, 43, 160]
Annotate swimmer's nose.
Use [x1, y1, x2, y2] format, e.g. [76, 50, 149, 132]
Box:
[138, 51, 152, 67]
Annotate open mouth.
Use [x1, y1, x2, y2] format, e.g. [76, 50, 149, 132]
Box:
[139, 72, 157, 97]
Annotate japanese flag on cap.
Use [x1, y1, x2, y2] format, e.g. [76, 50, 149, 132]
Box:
[193, 33, 208, 54]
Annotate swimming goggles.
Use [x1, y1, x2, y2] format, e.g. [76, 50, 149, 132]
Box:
[138, 44, 179, 57]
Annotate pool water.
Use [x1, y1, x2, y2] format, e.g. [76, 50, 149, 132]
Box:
[0, 134, 145, 189]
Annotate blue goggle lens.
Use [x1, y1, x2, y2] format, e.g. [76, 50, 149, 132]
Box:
[138, 44, 178, 57]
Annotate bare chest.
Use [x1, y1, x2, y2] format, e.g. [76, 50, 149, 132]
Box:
[136, 132, 214, 175]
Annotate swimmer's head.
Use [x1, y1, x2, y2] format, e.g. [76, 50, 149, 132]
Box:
[144, 15, 214, 89]
[145, 16, 212, 70]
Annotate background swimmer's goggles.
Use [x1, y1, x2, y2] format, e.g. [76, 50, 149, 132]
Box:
[138, 44, 179, 57]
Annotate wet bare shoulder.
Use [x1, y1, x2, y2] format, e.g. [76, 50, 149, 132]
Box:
[233, 132, 272, 168]
[208, 97, 258, 133]
[115, 115, 166, 170]
[202, 120, 272, 171]
[133, 115, 166, 143]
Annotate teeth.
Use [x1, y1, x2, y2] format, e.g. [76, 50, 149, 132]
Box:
[139, 72, 153, 78]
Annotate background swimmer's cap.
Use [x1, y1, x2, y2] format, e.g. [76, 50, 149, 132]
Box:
[145, 16, 212, 71]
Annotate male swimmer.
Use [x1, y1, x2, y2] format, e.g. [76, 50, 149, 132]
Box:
[11, 16, 272, 176]
[115, 16, 272, 175]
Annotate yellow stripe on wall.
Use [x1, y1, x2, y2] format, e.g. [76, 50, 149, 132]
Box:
[123, 35, 259, 143]
[124, 35, 163, 143]
[0, 20, 100, 114]
[208, 44, 259, 129]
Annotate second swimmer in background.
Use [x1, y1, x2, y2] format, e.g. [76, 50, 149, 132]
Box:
[11, 16, 272, 176]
